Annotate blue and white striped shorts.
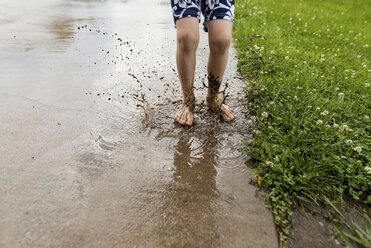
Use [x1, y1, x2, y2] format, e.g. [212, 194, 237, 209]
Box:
[170, 0, 235, 32]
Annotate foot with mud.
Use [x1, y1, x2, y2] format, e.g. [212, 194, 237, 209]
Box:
[175, 89, 195, 126]
[206, 95, 236, 122]
[206, 74, 236, 122]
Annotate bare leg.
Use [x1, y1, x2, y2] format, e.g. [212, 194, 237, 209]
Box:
[174, 17, 199, 126]
[206, 20, 236, 122]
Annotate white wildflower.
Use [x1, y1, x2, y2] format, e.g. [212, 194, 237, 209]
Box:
[365, 115, 369, 120]
[261, 112, 268, 119]
[333, 123, 339, 128]
[365, 166, 371, 174]
[316, 107, 321, 111]
[339, 92, 344, 97]
[254, 130, 261, 135]
[345, 140, 353, 145]
[317, 120, 323, 125]
[353, 146, 362, 153]
[266, 161, 274, 167]
[321, 110, 329, 115]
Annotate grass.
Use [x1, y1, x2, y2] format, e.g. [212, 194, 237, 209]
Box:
[233, 0, 371, 246]
[335, 210, 371, 248]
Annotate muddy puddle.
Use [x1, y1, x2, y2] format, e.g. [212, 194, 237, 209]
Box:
[0, 0, 278, 247]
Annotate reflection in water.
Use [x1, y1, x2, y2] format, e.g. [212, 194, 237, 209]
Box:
[159, 130, 220, 247]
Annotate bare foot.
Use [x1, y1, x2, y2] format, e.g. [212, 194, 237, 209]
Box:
[206, 74, 236, 122]
[206, 95, 236, 122]
[175, 103, 194, 126]
[175, 89, 195, 126]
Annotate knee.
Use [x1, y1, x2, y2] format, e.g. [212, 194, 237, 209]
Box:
[209, 33, 232, 53]
[177, 29, 199, 52]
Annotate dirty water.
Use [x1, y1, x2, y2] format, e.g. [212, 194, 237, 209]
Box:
[0, 0, 278, 247]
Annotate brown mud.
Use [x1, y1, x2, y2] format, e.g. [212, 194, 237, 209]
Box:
[206, 73, 236, 122]
[206, 73, 223, 112]
[181, 88, 196, 112]
[0, 0, 277, 247]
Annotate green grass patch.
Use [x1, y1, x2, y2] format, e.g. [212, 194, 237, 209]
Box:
[233, 0, 371, 245]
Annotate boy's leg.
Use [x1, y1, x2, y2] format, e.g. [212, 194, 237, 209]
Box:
[206, 20, 236, 122]
[174, 17, 200, 126]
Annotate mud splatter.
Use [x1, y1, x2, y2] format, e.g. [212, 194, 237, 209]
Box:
[182, 88, 196, 112]
[206, 73, 224, 112]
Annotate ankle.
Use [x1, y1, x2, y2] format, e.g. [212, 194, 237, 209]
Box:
[207, 73, 222, 97]
[182, 88, 195, 110]
[206, 93, 217, 104]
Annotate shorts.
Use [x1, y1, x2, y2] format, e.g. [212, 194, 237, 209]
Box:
[170, 0, 235, 32]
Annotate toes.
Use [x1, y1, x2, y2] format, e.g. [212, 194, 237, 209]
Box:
[222, 112, 232, 122]
[223, 115, 230, 122]
[175, 109, 182, 123]
[175, 110, 181, 121]
[221, 104, 236, 122]
[179, 111, 187, 125]
[184, 112, 190, 126]
[227, 109, 236, 120]
[174, 104, 194, 126]
[228, 111, 236, 121]
[186, 112, 194, 126]
[175, 104, 186, 124]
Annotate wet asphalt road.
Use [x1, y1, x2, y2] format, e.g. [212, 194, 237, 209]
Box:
[0, 0, 278, 247]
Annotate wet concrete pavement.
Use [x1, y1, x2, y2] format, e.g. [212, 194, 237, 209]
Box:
[0, 0, 278, 247]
